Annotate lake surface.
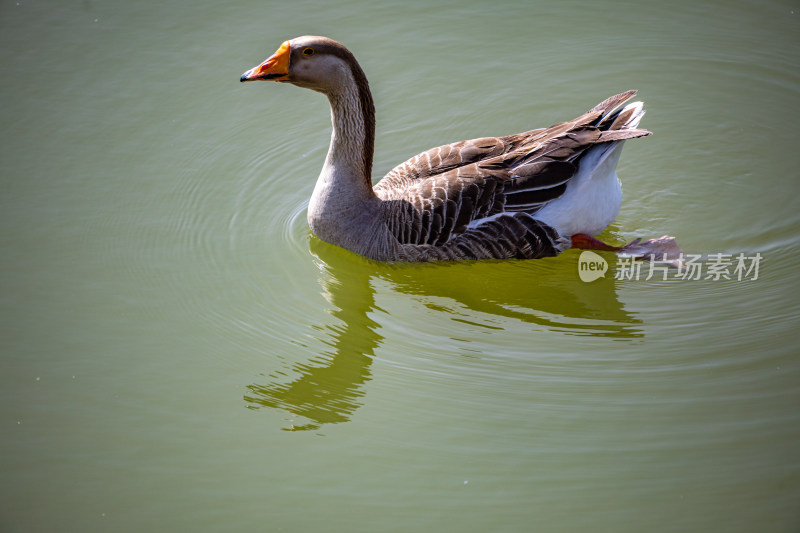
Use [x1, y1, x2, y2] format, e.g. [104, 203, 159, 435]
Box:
[2, 0, 799, 531]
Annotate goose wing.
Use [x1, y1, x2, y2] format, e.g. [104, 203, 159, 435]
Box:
[374, 91, 650, 248]
[375, 138, 574, 246]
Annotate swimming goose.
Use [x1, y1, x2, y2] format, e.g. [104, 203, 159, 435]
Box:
[241, 36, 679, 262]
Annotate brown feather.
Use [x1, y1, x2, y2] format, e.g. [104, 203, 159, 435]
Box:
[374, 90, 651, 258]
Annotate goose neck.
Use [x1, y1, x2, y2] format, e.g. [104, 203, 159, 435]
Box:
[325, 87, 373, 187]
[309, 73, 376, 222]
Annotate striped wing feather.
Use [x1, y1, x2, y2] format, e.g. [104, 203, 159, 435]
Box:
[373, 91, 650, 257]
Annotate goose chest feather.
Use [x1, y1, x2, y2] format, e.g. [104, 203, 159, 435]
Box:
[241, 35, 678, 262]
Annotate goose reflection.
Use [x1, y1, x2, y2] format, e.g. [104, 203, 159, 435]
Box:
[244, 238, 383, 431]
[381, 249, 643, 338]
[246, 232, 641, 430]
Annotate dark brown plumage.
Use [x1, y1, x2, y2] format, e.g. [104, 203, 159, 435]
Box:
[373, 90, 650, 259]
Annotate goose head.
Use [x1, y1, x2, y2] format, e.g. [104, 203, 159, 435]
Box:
[240, 36, 377, 194]
[240, 35, 365, 95]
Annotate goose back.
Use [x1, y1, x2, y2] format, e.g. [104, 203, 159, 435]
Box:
[372, 90, 650, 260]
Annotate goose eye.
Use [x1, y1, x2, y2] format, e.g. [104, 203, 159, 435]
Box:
[302, 47, 314, 57]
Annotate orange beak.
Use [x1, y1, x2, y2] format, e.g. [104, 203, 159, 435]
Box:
[240, 40, 291, 82]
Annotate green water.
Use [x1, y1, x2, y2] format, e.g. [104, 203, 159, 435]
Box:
[2, 0, 799, 531]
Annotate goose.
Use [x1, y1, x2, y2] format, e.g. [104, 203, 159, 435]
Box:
[240, 36, 679, 262]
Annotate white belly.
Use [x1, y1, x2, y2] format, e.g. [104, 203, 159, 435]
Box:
[534, 142, 625, 238]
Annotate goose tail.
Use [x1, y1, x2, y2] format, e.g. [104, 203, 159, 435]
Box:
[592, 90, 651, 140]
[532, 92, 650, 241]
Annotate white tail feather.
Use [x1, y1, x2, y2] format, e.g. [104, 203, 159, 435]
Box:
[621, 101, 645, 129]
